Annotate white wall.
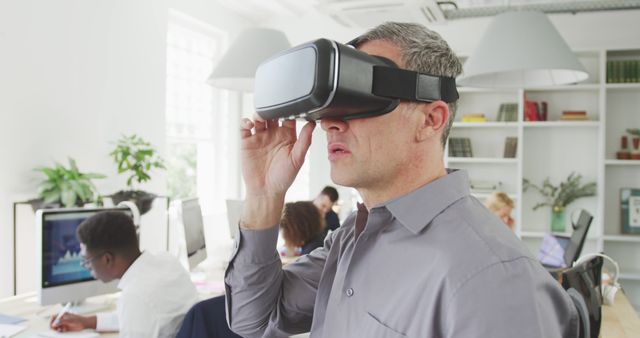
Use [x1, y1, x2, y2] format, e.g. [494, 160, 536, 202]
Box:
[0, 0, 249, 297]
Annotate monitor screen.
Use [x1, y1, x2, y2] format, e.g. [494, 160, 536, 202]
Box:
[37, 207, 133, 306]
[42, 211, 95, 288]
[181, 198, 206, 270]
[538, 234, 571, 268]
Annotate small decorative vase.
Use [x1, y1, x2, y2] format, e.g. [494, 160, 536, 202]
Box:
[616, 136, 631, 160]
[551, 206, 566, 232]
[631, 137, 640, 160]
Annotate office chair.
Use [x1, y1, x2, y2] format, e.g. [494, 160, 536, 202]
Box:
[560, 255, 603, 338]
[176, 295, 242, 338]
[574, 253, 621, 306]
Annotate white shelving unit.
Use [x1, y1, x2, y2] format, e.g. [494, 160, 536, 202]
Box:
[446, 48, 640, 312]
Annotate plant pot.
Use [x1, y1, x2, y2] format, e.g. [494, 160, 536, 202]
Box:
[110, 190, 157, 215]
[550, 207, 566, 233]
[26, 198, 62, 213]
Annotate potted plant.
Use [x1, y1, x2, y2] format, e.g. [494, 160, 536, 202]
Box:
[109, 134, 165, 214]
[31, 158, 105, 211]
[523, 172, 596, 232]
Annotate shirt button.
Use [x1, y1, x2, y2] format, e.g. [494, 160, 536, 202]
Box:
[346, 288, 354, 297]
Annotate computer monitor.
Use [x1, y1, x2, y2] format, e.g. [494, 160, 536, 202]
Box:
[564, 209, 594, 266]
[538, 209, 593, 269]
[180, 198, 207, 270]
[225, 199, 243, 240]
[36, 207, 133, 308]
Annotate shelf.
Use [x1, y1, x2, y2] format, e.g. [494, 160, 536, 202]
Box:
[606, 83, 640, 90]
[603, 235, 640, 243]
[619, 268, 640, 281]
[520, 231, 572, 238]
[452, 122, 519, 128]
[447, 157, 517, 164]
[523, 121, 600, 128]
[457, 87, 519, 93]
[605, 159, 640, 166]
[525, 84, 600, 92]
[471, 192, 518, 200]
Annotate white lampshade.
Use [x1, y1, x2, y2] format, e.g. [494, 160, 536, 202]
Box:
[458, 11, 588, 88]
[207, 28, 291, 92]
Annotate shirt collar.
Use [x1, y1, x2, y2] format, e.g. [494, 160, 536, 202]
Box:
[382, 169, 470, 235]
[117, 251, 147, 290]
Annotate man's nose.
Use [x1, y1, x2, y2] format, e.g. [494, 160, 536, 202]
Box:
[320, 118, 348, 132]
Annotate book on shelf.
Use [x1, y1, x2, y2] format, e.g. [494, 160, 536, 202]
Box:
[503, 137, 518, 158]
[461, 113, 487, 123]
[524, 100, 548, 121]
[448, 137, 473, 157]
[606, 59, 640, 83]
[524, 100, 539, 121]
[621, 188, 640, 234]
[560, 110, 588, 121]
[497, 103, 518, 122]
[469, 180, 503, 192]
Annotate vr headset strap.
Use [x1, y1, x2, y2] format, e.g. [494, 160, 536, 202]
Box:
[372, 66, 459, 103]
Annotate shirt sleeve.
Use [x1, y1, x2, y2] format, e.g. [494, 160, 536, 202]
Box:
[224, 225, 329, 338]
[443, 257, 579, 338]
[118, 295, 161, 338]
[95, 311, 119, 332]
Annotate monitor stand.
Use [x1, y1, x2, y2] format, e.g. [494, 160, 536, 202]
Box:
[68, 299, 111, 315]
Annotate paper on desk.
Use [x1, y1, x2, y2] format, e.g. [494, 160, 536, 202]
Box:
[0, 314, 26, 325]
[37, 330, 99, 338]
[0, 323, 27, 337]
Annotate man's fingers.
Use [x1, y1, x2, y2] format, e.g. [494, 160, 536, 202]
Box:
[282, 119, 296, 129]
[240, 118, 254, 139]
[292, 121, 316, 165]
[254, 119, 267, 132]
[266, 119, 279, 130]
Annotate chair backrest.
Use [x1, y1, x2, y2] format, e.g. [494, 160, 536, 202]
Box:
[560, 255, 603, 338]
[564, 209, 593, 266]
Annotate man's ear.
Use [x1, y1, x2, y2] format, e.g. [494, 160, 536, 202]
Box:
[103, 252, 114, 267]
[415, 101, 449, 142]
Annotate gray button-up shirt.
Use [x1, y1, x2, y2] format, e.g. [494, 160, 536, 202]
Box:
[225, 170, 578, 338]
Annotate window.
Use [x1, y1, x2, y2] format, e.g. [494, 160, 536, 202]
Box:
[165, 10, 237, 217]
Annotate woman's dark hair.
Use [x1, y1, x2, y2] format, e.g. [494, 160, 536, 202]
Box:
[76, 211, 138, 253]
[280, 201, 324, 248]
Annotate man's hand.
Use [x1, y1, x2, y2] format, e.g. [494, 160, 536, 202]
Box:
[50, 313, 97, 332]
[240, 117, 315, 229]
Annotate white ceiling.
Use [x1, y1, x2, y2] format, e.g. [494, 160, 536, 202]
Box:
[216, 0, 640, 28]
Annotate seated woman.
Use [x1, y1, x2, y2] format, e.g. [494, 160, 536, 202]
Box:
[177, 201, 325, 338]
[279, 201, 326, 256]
[484, 191, 515, 231]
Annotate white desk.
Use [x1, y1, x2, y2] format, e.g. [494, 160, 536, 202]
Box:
[0, 293, 119, 337]
[600, 290, 640, 337]
[0, 265, 228, 337]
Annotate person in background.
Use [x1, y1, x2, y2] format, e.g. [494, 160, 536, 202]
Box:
[280, 201, 326, 256]
[50, 211, 198, 338]
[313, 186, 340, 232]
[227, 22, 578, 337]
[485, 191, 515, 230]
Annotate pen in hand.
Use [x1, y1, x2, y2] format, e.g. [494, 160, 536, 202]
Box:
[52, 302, 71, 327]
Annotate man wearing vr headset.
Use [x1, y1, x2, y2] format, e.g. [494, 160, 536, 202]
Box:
[225, 22, 578, 338]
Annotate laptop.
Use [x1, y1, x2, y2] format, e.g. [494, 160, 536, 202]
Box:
[537, 209, 593, 269]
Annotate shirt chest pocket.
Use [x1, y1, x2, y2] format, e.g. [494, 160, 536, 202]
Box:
[361, 311, 408, 338]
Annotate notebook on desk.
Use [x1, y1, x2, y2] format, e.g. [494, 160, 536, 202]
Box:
[37, 330, 99, 338]
[537, 209, 593, 269]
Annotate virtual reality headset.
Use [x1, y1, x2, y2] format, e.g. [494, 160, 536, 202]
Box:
[254, 38, 458, 121]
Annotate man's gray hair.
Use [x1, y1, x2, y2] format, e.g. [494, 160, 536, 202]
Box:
[350, 22, 462, 147]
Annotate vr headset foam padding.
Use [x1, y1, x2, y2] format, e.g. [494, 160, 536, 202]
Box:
[254, 39, 458, 121]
